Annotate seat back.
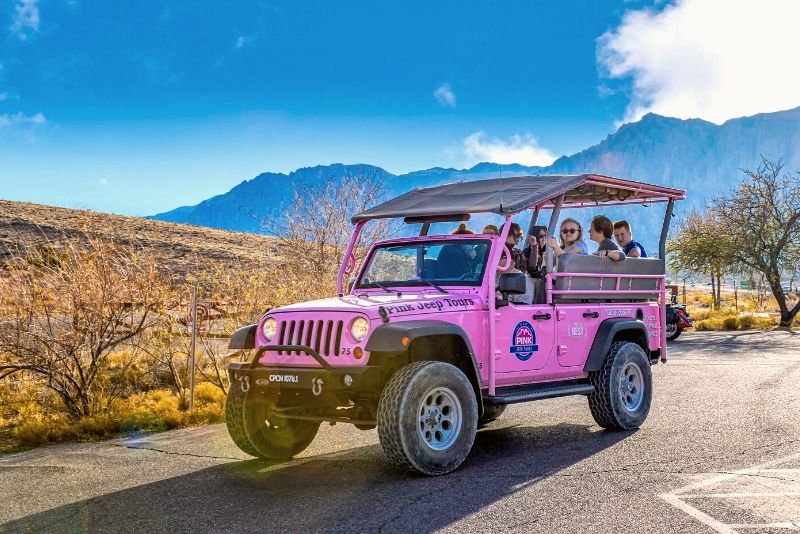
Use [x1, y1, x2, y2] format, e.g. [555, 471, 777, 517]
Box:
[552, 254, 663, 302]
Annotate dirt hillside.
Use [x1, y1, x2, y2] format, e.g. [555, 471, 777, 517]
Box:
[0, 199, 278, 278]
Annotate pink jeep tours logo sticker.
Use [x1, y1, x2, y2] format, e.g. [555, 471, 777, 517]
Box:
[510, 321, 538, 361]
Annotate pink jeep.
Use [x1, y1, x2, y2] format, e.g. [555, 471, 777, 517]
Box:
[226, 174, 685, 475]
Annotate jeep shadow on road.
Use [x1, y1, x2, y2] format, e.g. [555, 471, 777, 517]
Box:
[2, 422, 632, 533]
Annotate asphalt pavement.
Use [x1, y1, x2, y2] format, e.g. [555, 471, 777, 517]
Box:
[1, 330, 799, 533]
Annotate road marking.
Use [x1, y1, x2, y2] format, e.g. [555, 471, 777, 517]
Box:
[660, 453, 800, 534]
[682, 492, 800, 498]
[728, 523, 800, 530]
[660, 493, 737, 534]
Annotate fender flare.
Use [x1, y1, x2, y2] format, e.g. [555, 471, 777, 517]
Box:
[229, 324, 257, 350]
[584, 318, 649, 372]
[366, 320, 484, 414]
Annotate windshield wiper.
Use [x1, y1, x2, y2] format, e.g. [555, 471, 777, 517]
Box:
[419, 280, 449, 294]
[367, 281, 394, 294]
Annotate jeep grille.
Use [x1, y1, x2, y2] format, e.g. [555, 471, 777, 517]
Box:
[276, 319, 344, 357]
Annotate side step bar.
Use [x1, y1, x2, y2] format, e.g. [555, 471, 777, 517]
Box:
[483, 381, 595, 406]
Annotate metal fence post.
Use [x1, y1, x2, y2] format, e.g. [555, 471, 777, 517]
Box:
[189, 284, 197, 410]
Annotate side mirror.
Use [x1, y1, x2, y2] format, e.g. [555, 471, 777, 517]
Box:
[498, 272, 526, 295]
[670, 294, 678, 305]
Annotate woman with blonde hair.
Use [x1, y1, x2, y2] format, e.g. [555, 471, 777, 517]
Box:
[546, 217, 588, 259]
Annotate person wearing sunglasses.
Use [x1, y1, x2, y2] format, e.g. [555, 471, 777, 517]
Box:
[545, 218, 589, 259]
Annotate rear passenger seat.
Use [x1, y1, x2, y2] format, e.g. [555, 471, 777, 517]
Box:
[552, 253, 664, 302]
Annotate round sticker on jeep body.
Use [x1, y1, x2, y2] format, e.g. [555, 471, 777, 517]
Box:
[510, 321, 538, 361]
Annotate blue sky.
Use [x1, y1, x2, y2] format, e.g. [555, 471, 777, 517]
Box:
[1, 0, 798, 215]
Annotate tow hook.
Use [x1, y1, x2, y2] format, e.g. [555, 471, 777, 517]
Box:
[312, 378, 324, 396]
[239, 375, 250, 393]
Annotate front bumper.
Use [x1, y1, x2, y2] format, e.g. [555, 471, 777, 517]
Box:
[228, 344, 382, 395]
[228, 361, 382, 394]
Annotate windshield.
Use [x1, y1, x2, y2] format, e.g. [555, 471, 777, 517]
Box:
[356, 239, 491, 288]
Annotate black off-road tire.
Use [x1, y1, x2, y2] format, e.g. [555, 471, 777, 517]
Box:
[665, 323, 682, 341]
[478, 405, 506, 427]
[225, 381, 320, 459]
[225, 383, 261, 457]
[377, 361, 478, 476]
[588, 341, 652, 430]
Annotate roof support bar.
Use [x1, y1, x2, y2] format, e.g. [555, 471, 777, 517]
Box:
[545, 194, 564, 275]
[336, 220, 365, 295]
[658, 198, 674, 268]
[488, 214, 513, 396]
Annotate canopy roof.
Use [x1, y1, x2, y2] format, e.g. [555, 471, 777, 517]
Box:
[352, 174, 686, 223]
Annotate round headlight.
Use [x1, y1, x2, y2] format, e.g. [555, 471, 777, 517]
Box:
[261, 318, 277, 340]
[350, 317, 369, 342]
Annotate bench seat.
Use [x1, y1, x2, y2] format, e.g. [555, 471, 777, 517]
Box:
[552, 254, 664, 302]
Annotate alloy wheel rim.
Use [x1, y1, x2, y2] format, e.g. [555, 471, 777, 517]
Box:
[619, 362, 644, 412]
[417, 387, 462, 451]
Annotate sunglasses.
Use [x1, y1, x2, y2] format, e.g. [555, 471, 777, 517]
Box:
[561, 228, 579, 235]
[537, 233, 546, 239]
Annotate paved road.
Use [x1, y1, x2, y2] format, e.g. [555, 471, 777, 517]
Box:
[2, 331, 799, 533]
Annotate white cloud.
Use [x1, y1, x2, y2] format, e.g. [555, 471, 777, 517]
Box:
[99, 178, 108, 186]
[434, 84, 456, 108]
[235, 35, 253, 50]
[0, 112, 46, 128]
[11, 0, 40, 39]
[463, 132, 556, 167]
[598, 0, 800, 125]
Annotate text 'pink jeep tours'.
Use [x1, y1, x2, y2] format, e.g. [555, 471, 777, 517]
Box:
[226, 174, 685, 475]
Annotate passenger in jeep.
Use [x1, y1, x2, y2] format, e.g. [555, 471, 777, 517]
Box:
[523, 225, 547, 277]
[499, 223, 534, 274]
[589, 215, 625, 261]
[613, 219, 647, 258]
[545, 218, 589, 262]
[436, 223, 477, 277]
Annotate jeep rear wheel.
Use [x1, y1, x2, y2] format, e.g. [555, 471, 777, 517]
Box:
[478, 404, 506, 427]
[225, 383, 320, 459]
[587, 341, 652, 430]
[377, 361, 478, 475]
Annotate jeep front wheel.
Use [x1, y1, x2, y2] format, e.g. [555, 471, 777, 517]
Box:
[587, 341, 652, 430]
[377, 361, 478, 475]
[225, 383, 320, 459]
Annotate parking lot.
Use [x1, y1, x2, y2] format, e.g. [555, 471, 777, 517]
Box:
[1, 330, 799, 533]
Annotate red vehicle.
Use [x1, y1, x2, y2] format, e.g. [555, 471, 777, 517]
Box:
[226, 174, 685, 475]
[666, 296, 693, 340]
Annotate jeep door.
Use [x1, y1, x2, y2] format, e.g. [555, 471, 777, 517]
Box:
[494, 303, 556, 374]
[554, 304, 601, 367]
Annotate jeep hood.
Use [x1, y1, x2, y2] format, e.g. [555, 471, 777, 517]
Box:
[272, 293, 482, 318]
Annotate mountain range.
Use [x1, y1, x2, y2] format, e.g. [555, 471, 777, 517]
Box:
[153, 107, 800, 254]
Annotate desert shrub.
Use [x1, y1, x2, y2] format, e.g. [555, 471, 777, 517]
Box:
[195, 382, 225, 405]
[12, 403, 73, 446]
[736, 315, 755, 330]
[722, 317, 739, 330]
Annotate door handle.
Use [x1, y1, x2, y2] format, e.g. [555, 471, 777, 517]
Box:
[532, 313, 551, 320]
[583, 312, 599, 318]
